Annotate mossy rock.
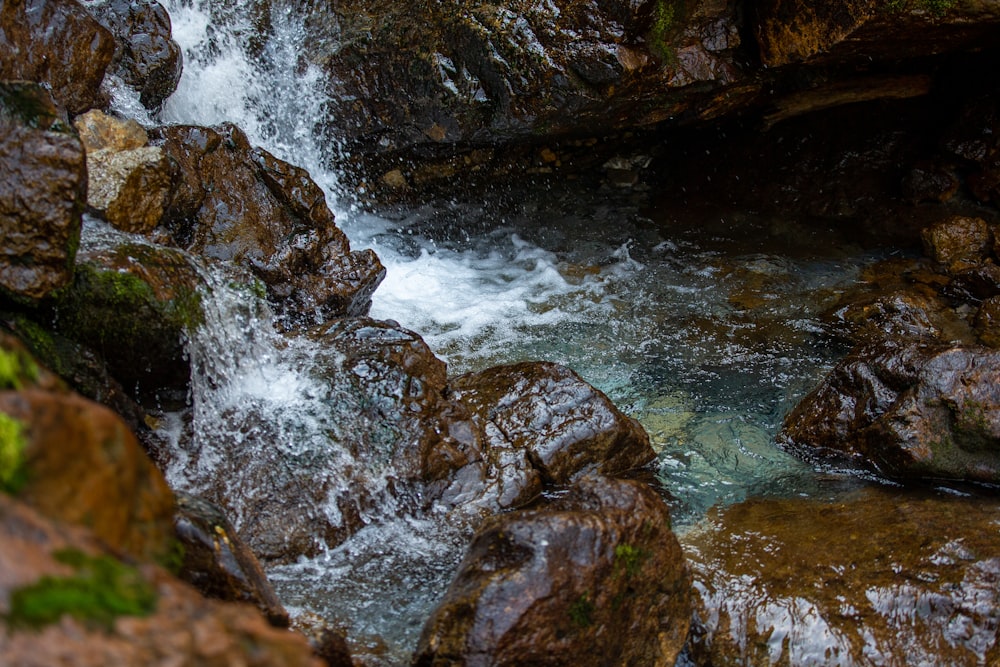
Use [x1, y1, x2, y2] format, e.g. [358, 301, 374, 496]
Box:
[52, 243, 206, 400]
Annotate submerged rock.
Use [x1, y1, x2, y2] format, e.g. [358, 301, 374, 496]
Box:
[781, 341, 1000, 483]
[0, 494, 324, 667]
[414, 475, 690, 667]
[0, 82, 86, 301]
[0, 0, 115, 114]
[683, 487, 1000, 666]
[152, 123, 384, 323]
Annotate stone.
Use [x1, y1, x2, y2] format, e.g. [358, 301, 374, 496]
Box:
[683, 487, 1000, 666]
[0, 0, 115, 114]
[173, 492, 290, 628]
[83, 0, 183, 111]
[781, 341, 1000, 483]
[414, 475, 691, 667]
[0, 82, 85, 301]
[921, 215, 992, 270]
[152, 123, 385, 323]
[74, 109, 149, 153]
[0, 389, 175, 563]
[975, 295, 1000, 347]
[0, 494, 324, 667]
[451, 361, 656, 510]
[754, 0, 875, 66]
[85, 147, 175, 233]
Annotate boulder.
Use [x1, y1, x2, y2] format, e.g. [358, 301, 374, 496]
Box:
[173, 492, 290, 628]
[975, 295, 1000, 347]
[920, 215, 993, 271]
[83, 0, 183, 111]
[87, 148, 176, 233]
[781, 341, 1000, 483]
[413, 475, 690, 667]
[0, 82, 85, 301]
[0, 0, 115, 114]
[683, 487, 1000, 666]
[0, 388, 175, 563]
[52, 242, 206, 401]
[0, 494, 324, 667]
[450, 361, 656, 510]
[152, 123, 384, 323]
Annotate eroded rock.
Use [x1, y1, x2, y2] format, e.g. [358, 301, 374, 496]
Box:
[414, 475, 690, 667]
[0, 82, 85, 301]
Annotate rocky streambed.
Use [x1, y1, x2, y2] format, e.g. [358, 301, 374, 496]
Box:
[2, 1, 1000, 666]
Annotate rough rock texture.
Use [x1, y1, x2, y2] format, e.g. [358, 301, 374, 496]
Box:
[74, 109, 149, 153]
[174, 492, 290, 628]
[84, 0, 183, 110]
[0, 389, 175, 563]
[451, 361, 656, 510]
[976, 295, 1000, 347]
[0, 495, 324, 667]
[0, 0, 115, 114]
[754, 0, 876, 66]
[0, 82, 85, 300]
[414, 475, 690, 667]
[152, 123, 384, 323]
[921, 214, 993, 270]
[52, 242, 206, 401]
[781, 341, 1000, 483]
[683, 487, 1000, 666]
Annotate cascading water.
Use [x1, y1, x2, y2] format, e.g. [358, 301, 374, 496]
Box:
[104, 0, 895, 662]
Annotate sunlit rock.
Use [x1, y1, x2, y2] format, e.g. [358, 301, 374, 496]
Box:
[683, 487, 1000, 666]
[0, 0, 115, 114]
[0, 83, 85, 301]
[414, 475, 690, 667]
[921, 215, 993, 271]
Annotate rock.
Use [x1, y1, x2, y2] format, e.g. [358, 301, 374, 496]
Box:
[51, 242, 206, 401]
[683, 487, 1000, 666]
[0, 82, 85, 301]
[451, 361, 656, 510]
[0, 388, 175, 563]
[173, 492, 290, 628]
[754, 0, 875, 66]
[921, 215, 992, 271]
[824, 288, 965, 345]
[975, 295, 1000, 347]
[0, 494, 324, 667]
[83, 0, 183, 111]
[0, 0, 115, 114]
[781, 341, 1000, 483]
[413, 475, 691, 667]
[74, 109, 149, 152]
[152, 123, 384, 323]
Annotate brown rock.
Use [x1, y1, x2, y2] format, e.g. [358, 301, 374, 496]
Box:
[0, 0, 115, 114]
[0, 82, 85, 300]
[86, 146, 175, 233]
[754, 0, 875, 66]
[152, 123, 384, 323]
[975, 295, 1000, 347]
[921, 215, 992, 270]
[83, 0, 183, 111]
[414, 475, 690, 667]
[781, 341, 1000, 483]
[0, 389, 175, 562]
[0, 494, 324, 667]
[683, 487, 1000, 666]
[74, 109, 149, 153]
[451, 361, 656, 510]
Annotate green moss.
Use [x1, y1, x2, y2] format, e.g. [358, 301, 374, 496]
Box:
[648, 0, 678, 65]
[883, 0, 956, 15]
[6, 548, 157, 631]
[568, 592, 594, 628]
[0, 347, 39, 390]
[0, 413, 28, 494]
[614, 543, 648, 578]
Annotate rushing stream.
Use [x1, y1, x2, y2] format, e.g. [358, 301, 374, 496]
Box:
[101, 1, 1000, 664]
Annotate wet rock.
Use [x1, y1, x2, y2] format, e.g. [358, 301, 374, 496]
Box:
[0, 388, 175, 563]
[0, 494, 324, 667]
[921, 215, 992, 271]
[173, 492, 290, 628]
[52, 242, 205, 401]
[683, 487, 1000, 666]
[451, 361, 656, 510]
[0, 82, 85, 301]
[152, 123, 384, 323]
[781, 341, 1000, 483]
[825, 288, 962, 345]
[754, 0, 874, 66]
[84, 0, 183, 111]
[74, 109, 149, 152]
[0, 0, 115, 114]
[414, 475, 690, 667]
[975, 295, 1000, 347]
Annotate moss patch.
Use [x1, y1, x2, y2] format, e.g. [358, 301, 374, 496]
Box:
[614, 543, 648, 578]
[568, 592, 594, 628]
[648, 0, 679, 64]
[0, 413, 28, 494]
[883, 0, 956, 15]
[0, 347, 39, 390]
[6, 548, 157, 631]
